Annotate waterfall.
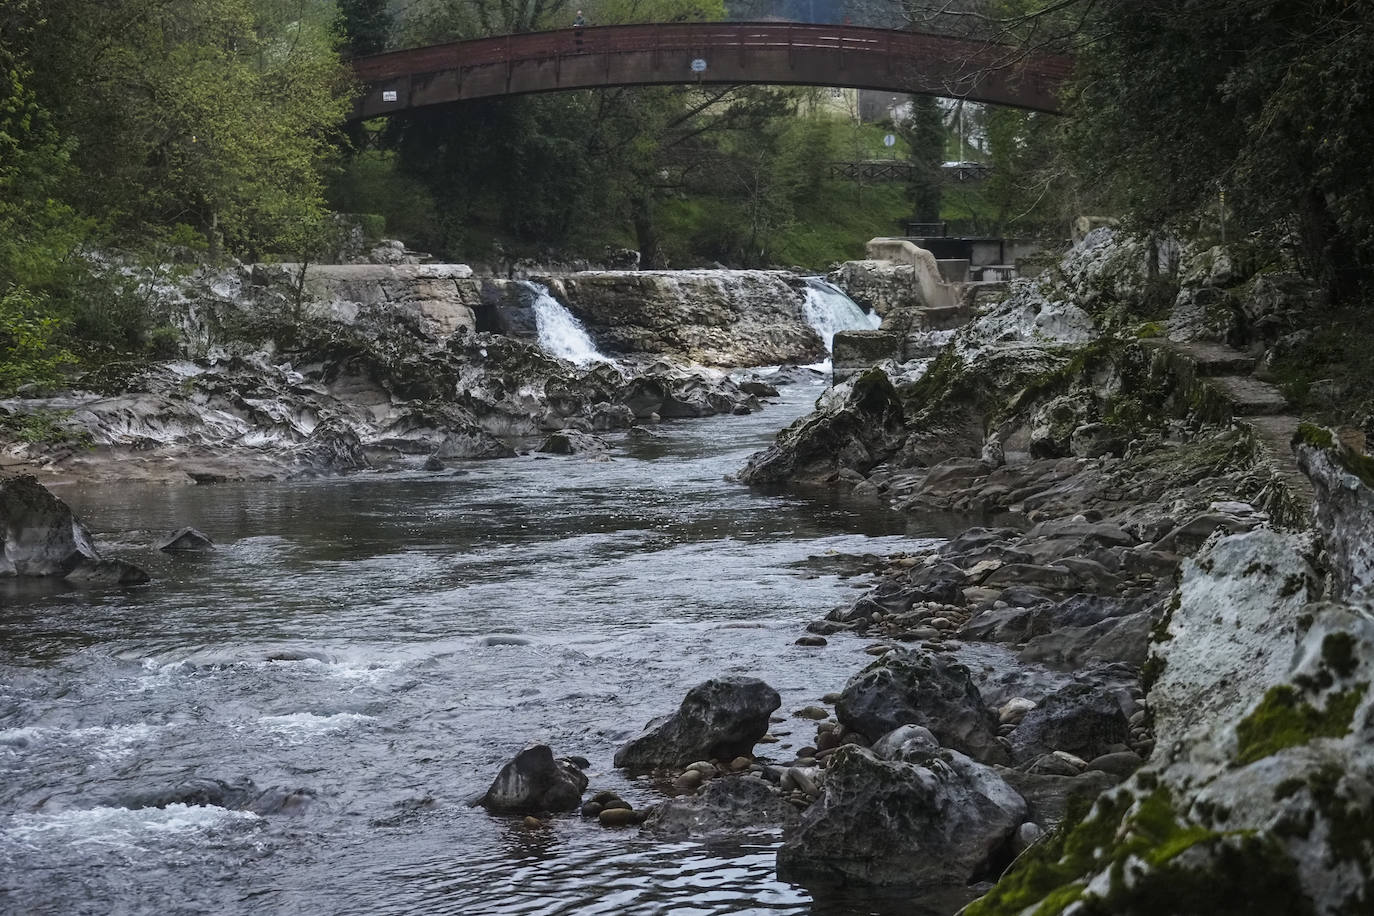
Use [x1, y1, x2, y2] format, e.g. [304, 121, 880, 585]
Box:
[801, 278, 881, 354]
[520, 281, 612, 367]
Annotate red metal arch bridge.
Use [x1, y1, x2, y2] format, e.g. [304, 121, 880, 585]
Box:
[349, 22, 1071, 120]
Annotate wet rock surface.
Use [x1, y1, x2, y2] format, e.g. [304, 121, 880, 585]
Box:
[614, 677, 782, 771]
[1, 262, 789, 484]
[0, 475, 148, 584]
[644, 774, 799, 838]
[777, 744, 1026, 887]
[836, 648, 1006, 764]
[479, 744, 589, 814]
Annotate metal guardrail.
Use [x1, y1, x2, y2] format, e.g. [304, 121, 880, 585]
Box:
[350, 22, 1073, 114]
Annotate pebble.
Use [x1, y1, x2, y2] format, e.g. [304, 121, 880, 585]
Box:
[821, 693, 842, 704]
[863, 644, 891, 656]
[523, 816, 542, 828]
[998, 697, 1037, 725]
[788, 767, 820, 797]
[729, 756, 753, 772]
[1012, 821, 1045, 854]
[795, 635, 828, 647]
[794, 706, 830, 720]
[598, 807, 639, 827]
[758, 734, 780, 743]
[1086, 750, 1144, 776]
[1050, 750, 1089, 771]
[685, 761, 718, 777]
[673, 770, 703, 790]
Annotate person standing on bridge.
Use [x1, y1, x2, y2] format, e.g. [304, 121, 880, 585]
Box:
[573, 10, 586, 27]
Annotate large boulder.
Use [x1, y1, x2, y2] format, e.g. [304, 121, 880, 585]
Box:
[613, 677, 781, 771]
[738, 368, 906, 485]
[836, 648, 1007, 764]
[1295, 425, 1374, 599]
[1007, 682, 1131, 765]
[643, 775, 799, 838]
[479, 744, 589, 814]
[295, 419, 369, 474]
[0, 476, 148, 584]
[776, 744, 1026, 887]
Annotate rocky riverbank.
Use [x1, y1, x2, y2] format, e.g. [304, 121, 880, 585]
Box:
[0, 253, 851, 485]
[454, 230, 1370, 912]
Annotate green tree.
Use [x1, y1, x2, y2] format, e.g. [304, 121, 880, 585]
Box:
[338, 0, 392, 56]
[15, 0, 350, 259]
[899, 96, 945, 223]
[1062, 0, 1374, 298]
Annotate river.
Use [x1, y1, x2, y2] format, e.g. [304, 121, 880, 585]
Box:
[1, 381, 979, 916]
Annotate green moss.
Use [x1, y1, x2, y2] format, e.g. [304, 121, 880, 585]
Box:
[1234, 684, 1367, 766]
[1033, 883, 1086, 915]
[1140, 654, 1166, 692]
[967, 783, 1320, 916]
[1293, 423, 1335, 450]
[1134, 321, 1165, 339]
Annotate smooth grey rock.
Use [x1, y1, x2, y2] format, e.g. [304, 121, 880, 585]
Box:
[614, 677, 781, 770]
[870, 724, 940, 760]
[776, 745, 1026, 887]
[479, 744, 588, 814]
[0, 475, 102, 577]
[63, 558, 150, 586]
[0, 476, 149, 584]
[156, 526, 214, 552]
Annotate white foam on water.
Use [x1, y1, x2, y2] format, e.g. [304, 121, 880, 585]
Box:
[0, 723, 165, 762]
[801, 277, 882, 352]
[520, 281, 614, 367]
[256, 712, 376, 735]
[3, 804, 260, 849]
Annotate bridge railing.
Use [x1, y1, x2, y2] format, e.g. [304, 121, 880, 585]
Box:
[351, 22, 1073, 86]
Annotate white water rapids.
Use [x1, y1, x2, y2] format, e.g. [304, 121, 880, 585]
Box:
[522, 281, 614, 367]
[801, 277, 881, 371]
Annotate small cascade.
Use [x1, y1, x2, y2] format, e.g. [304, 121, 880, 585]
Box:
[519, 281, 612, 367]
[801, 279, 881, 370]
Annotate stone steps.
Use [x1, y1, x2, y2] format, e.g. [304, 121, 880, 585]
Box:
[1144, 337, 1312, 521]
[1162, 340, 1257, 376]
[1204, 375, 1290, 416]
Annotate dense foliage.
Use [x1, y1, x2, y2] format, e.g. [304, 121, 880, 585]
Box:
[1063, 0, 1374, 299]
[0, 0, 350, 392]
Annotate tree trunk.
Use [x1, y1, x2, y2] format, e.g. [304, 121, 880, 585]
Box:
[632, 195, 660, 269]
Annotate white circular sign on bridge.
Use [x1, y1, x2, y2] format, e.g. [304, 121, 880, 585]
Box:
[690, 58, 707, 72]
[883, 134, 896, 147]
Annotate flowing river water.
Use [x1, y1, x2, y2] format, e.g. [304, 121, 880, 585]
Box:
[1, 381, 992, 916]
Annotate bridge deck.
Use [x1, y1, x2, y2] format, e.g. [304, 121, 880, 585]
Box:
[351, 22, 1071, 119]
